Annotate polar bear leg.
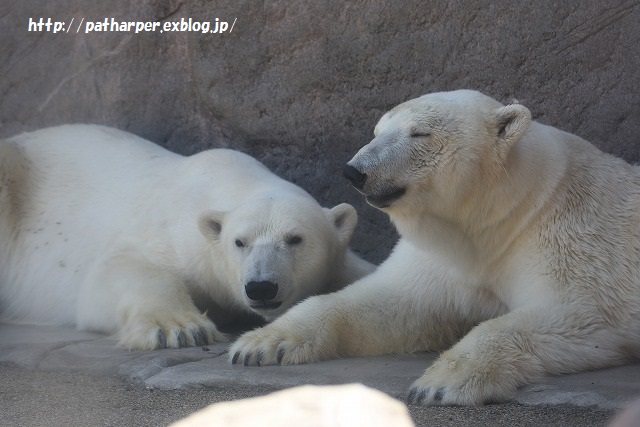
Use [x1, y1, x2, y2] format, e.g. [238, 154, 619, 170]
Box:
[228, 284, 415, 366]
[78, 255, 226, 350]
[407, 306, 630, 406]
[230, 241, 503, 365]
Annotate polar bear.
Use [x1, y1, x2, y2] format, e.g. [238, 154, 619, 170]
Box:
[230, 90, 640, 405]
[0, 124, 374, 350]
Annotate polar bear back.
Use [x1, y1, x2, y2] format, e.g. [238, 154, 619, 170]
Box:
[1, 126, 175, 322]
[2, 124, 311, 238]
[181, 147, 314, 213]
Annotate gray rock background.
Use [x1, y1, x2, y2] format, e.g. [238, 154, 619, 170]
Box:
[2, 0, 639, 263]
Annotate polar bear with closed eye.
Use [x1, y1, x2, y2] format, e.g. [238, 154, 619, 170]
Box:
[0, 124, 374, 350]
[230, 90, 640, 406]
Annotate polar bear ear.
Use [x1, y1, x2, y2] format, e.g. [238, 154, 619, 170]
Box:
[198, 210, 227, 242]
[325, 203, 358, 246]
[493, 104, 532, 155]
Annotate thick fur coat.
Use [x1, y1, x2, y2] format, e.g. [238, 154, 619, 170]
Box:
[230, 90, 640, 405]
[0, 125, 373, 350]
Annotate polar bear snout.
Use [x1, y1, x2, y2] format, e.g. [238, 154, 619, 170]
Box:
[344, 160, 406, 208]
[365, 187, 406, 209]
[343, 164, 368, 190]
[345, 134, 410, 209]
[245, 280, 282, 309]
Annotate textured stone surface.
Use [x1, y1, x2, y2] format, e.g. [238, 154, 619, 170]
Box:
[2, 323, 640, 411]
[2, 0, 640, 262]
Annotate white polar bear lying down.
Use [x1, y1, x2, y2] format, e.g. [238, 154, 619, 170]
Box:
[230, 90, 640, 405]
[0, 124, 374, 350]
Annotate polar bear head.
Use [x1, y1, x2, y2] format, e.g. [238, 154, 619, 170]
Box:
[344, 90, 532, 219]
[198, 196, 358, 320]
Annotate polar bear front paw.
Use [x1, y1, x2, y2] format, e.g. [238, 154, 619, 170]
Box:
[229, 324, 328, 366]
[405, 353, 515, 406]
[118, 311, 227, 351]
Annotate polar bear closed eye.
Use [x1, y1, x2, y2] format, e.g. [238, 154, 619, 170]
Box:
[230, 89, 640, 406]
[0, 124, 374, 350]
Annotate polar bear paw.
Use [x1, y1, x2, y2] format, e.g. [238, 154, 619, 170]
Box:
[118, 311, 227, 351]
[229, 325, 328, 366]
[406, 353, 515, 406]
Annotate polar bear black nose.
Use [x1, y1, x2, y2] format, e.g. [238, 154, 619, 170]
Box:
[343, 164, 367, 190]
[245, 281, 279, 301]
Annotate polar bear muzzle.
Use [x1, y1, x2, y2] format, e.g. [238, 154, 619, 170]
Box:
[364, 187, 407, 208]
[343, 164, 368, 190]
[343, 163, 406, 208]
[245, 280, 282, 310]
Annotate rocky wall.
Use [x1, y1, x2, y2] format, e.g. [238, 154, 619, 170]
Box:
[2, 0, 639, 263]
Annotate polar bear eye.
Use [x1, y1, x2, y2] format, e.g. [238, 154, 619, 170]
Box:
[286, 235, 303, 245]
[410, 132, 431, 138]
[235, 239, 245, 248]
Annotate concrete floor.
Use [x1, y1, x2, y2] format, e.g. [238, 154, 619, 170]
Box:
[1, 323, 637, 426]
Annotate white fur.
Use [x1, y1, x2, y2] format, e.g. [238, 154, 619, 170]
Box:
[229, 90, 640, 405]
[0, 125, 374, 350]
